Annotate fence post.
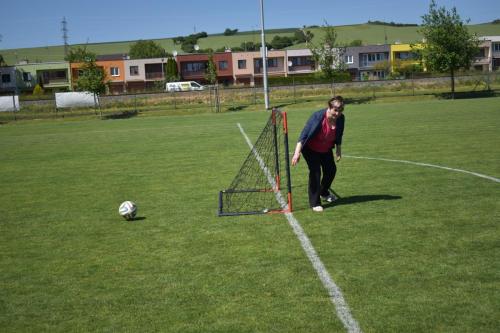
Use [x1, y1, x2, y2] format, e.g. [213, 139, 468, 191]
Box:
[412, 71, 415, 96]
[293, 77, 296, 104]
[173, 90, 176, 109]
[209, 86, 213, 112]
[253, 85, 257, 105]
[11, 93, 17, 121]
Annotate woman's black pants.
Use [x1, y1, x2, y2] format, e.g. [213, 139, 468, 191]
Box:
[302, 147, 337, 207]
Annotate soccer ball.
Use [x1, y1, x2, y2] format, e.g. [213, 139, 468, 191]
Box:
[119, 201, 137, 220]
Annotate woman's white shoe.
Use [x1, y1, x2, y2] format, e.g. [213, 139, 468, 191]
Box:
[312, 206, 324, 212]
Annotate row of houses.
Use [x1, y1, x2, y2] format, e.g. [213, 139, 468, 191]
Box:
[1, 36, 499, 95]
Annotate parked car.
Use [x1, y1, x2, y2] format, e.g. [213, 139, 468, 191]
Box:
[166, 81, 205, 92]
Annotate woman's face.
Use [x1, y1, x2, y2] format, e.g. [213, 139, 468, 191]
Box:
[328, 101, 344, 120]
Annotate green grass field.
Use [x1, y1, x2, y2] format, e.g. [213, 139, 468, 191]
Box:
[1, 97, 499, 332]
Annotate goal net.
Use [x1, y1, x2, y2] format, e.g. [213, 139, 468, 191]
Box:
[0, 95, 20, 112]
[55, 92, 99, 109]
[218, 108, 292, 216]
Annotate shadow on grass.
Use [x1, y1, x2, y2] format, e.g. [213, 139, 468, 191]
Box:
[436, 90, 498, 100]
[324, 194, 402, 208]
[227, 105, 248, 112]
[130, 216, 146, 221]
[291, 193, 402, 212]
[345, 96, 375, 104]
[273, 103, 294, 109]
[102, 110, 139, 120]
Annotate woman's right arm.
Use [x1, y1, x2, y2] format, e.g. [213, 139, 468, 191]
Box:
[292, 142, 303, 166]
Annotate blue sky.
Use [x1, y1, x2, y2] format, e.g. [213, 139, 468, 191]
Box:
[1, 0, 499, 50]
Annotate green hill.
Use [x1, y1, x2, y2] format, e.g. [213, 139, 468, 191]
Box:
[1, 23, 499, 65]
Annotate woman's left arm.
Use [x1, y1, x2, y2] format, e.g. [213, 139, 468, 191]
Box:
[336, 145, 341, 161]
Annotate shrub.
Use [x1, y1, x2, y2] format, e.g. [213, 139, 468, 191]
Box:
[33, 84, 44, 96]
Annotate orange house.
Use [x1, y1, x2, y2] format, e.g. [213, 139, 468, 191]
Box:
[70, 54, 127, 94]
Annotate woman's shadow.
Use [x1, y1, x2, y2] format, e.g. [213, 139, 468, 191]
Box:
[323, 194, 402, 208]
[291, 185, 402, 211]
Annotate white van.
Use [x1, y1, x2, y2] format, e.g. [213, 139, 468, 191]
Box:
[165, 81, 204, 92]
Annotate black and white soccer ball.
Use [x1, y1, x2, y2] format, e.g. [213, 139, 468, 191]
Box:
[119, 201, 137, 220]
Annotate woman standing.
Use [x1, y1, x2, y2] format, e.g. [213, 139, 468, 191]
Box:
[291, 96, 345, 212]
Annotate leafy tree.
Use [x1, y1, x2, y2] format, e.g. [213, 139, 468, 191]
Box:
[0, 54, 6, 66]
[309, 23, 346, 80]
[294, 29, 314, 45]
[165, 57, 179, 82]
[181, 42, 195, 53]
[65, 47, 96, 62]
[367, 20, 418, 27]
[205, 51, 217, 85]
[173, 36, 185, 44]
[270, 36, 294, 49]
[129, 40, 166, 59]
[230, 46, 244, 52]
[419, 0, 479, 98]
[224, 28, 238, 36]
[76, 59, 107, 95]
[240, 41, 258, 51]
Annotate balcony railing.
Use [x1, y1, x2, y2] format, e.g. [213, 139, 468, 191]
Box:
[288, 65, 315, 72]
[254, 66, 285, 74]
[145, 72, 164, 80]
[473, 57, 491, 65]
[181, 70, 206, 78]
[41, 78, 69, 85]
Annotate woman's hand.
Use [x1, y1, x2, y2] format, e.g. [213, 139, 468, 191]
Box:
[292, 142, 303, 166]
[336, 145, 342, 162]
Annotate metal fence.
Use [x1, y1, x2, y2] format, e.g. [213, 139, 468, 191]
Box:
[1, 72, 499, 122]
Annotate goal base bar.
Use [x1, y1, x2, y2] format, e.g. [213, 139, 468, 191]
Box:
[218, 191, 291, 217]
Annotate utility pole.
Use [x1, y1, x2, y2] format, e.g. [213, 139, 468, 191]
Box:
[62, 17, 69, 57]
[259, 0, 270, 109]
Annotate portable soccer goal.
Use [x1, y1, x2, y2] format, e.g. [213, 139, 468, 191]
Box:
[0, 95, 20, 112]
[218, 108, 293, 216]
[55, 91, 100, 115]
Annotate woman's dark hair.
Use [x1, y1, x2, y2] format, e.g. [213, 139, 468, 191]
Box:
[328, 96, 344, 108]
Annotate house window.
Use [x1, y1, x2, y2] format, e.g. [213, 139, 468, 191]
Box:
[492, 43, 500, 52]
[396, 52, 416, 60]
[361, 54, 368, 66]
[110, 67, 120, 76]
[130, 66, 139, 76]
[290, 57, 312, 66]
[267, 58, 278, 67]
[344, 55, 354, 64]
[368, 54, 376, 62]
[184, 62, 205, 72]
[238, 59, 247, 69]
[218, 61, 228, 70]
[375, 70, 385, 79]
[23, 72, 32, 82]
[1, 74, 11, 83]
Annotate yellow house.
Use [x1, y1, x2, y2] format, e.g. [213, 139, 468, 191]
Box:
[390, 43, 425, 74]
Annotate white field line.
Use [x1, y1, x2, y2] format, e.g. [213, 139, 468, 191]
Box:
[237, 123, 362, 333]
[344, 155, 500, 183]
